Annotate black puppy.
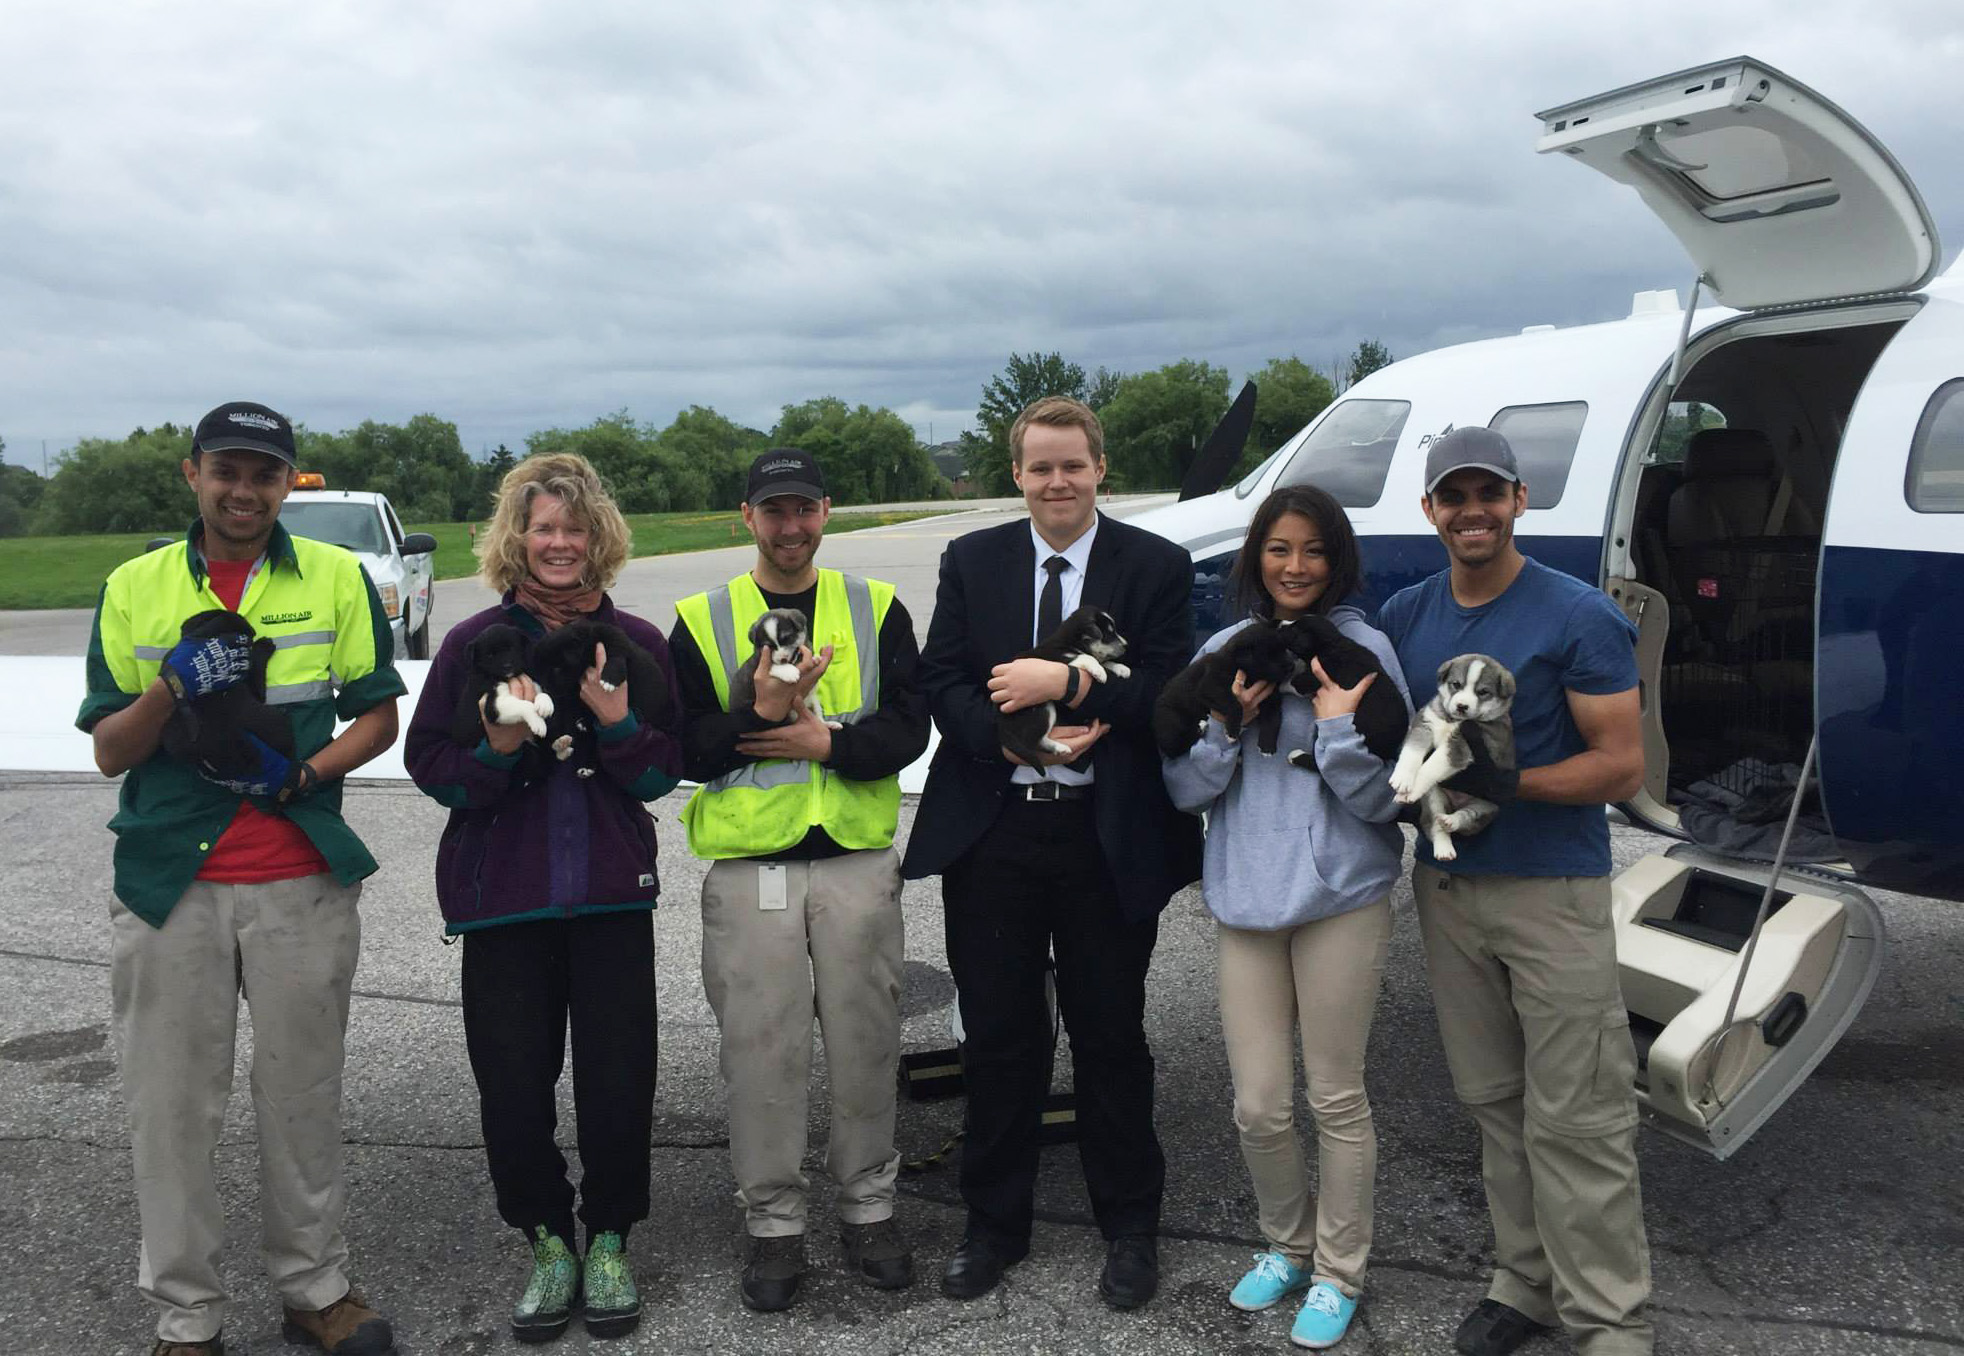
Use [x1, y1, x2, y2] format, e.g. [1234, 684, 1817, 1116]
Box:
[1153, 619, 1305, 757]
[1279, 612, 1407, 767]
[997, 605, 1130, 774]
[160, 610, 294, 779]
[452, 623, 549, 747]
[525, 619, 672, 770]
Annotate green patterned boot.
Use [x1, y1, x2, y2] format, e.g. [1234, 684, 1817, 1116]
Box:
[511, 1225, 579, 1344]
[582, 1231, 641, 1339]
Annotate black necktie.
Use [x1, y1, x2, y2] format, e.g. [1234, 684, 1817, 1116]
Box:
[1039, 555, 1067, 640]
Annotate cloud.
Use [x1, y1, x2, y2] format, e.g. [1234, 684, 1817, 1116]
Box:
[2, 0, 1959, 462]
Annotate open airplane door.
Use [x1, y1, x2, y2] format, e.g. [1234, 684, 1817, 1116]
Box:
[1613, 844, 1883, 1158]
[1536, 57, 1939, 309]
[1536, 56, 1934, 1155]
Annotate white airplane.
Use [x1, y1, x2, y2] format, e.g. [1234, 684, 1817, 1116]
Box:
[1131, 56, 1961, 1159]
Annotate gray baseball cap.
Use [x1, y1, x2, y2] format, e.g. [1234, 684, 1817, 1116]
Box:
[1423, 426, 1519, 495]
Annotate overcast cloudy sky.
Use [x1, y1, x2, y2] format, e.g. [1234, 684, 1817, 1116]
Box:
[3, 0, 1959, 467]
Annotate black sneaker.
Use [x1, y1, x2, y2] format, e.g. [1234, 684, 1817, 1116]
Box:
[840, 1219, 915, 1290]
[741, 1233, 806, 1312]
[1454, 1298, 1556, 1356]
[1098, 1235, 1159, 1310]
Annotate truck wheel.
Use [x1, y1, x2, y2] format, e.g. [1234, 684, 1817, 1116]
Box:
[407, 616, 431, 660]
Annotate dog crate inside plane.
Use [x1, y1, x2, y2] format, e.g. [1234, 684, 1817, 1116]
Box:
[1661, 538, 1818, 797]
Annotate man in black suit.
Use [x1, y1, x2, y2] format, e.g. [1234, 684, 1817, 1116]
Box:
[903, 395, 1200, 1309]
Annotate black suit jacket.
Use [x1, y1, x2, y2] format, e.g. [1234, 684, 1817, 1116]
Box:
[902, 512, 1202, 919]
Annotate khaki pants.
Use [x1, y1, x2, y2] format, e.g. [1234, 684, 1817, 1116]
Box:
[701, 848, 904, 1237]
[1217, 896, 1391, 1296]
[110, 875, 363, 1345]
[1413, 863, 1652, 1356]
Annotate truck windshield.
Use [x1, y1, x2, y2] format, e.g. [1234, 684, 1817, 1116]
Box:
[279, 501, 388, 554]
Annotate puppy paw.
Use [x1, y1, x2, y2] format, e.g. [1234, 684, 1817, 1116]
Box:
[770, 663, 801, 684]
[1286, 748, 1314, 770]
[533, 691, 556, 719]
[598, 678, 618, 693]
[1431, 836, 1459, 862]
[576, 766, 596, 779]
[552, 735, 574, 760]
[1106, 663, 1131, 679]
[1039, 738, 1071, 755]
[523, 712, 550, 739]
[824, 720, 843, 730]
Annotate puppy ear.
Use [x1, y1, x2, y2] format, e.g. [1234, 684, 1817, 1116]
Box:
[1437, 658, 1457, 684]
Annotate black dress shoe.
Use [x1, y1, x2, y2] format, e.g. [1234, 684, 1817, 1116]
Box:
[1454, 1298, 1556, 1355]
[940, 1235, 1028, 1300]
[1098, 1235, 1159, 1310]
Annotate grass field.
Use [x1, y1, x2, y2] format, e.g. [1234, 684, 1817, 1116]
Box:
[0, 508, 956, 610]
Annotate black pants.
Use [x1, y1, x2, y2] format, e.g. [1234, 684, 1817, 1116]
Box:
[942, 796, 1164, 1243]
[460, 910, 657, 1246]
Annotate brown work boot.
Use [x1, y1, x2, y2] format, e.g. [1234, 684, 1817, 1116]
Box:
[280, 1288, 396, 1354]
[151, 1338, 223, 1356]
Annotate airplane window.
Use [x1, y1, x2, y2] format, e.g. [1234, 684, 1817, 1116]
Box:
[1650, 402, 1728, 465]
[1488, 402, 1587, 509]
[1906, 378, 1964, 513]
[1234, 444, 1289, 498]
[1274, 400, 1410, 506]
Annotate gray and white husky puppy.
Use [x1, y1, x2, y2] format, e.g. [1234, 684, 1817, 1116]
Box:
[1388, 653, 1517, 861]
[727, 607, 840, 729]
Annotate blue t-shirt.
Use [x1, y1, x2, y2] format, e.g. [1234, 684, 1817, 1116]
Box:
[1375, 557, 1638, 878]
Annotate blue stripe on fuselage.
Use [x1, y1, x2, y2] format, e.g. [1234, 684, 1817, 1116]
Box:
[1189, 534, 1604, 639]
[1818, 543, 1964, 902]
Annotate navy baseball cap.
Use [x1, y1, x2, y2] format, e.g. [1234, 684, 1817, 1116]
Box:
[746, 448, 826, 503]
[1423, 426, 1519, 495]
[192, 401, 298, 467]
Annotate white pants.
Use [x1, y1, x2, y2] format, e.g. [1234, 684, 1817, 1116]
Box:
[110, 875, 362, 1344]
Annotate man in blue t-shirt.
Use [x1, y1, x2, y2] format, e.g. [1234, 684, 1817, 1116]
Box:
[1376, 427, 1652, 1356]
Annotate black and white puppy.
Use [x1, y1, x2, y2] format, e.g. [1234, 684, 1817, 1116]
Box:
[1153, 619, 1305, 757]
[726, 607, 839, 729]
[526, 619, 672, 768]
[1279, 612, 1408, 767]
[160, 609, 293, 779]
[1387, 653, 1518, 861]
[997, 605, 1130, 773]
[452, 622, 553, 746]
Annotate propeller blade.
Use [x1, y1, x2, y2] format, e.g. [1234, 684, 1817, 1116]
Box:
[1179, 380, 1257, 501]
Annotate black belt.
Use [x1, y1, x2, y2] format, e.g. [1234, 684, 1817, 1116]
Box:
[1017, 780, 1091, 803]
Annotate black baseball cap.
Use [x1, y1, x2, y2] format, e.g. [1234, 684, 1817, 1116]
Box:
[192, 401, 298, 467]
[1423, 426, 1519, 495]
[745, 448, 826, 504]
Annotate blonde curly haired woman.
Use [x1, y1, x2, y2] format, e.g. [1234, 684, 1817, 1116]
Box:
[405, 453, 682, 1342]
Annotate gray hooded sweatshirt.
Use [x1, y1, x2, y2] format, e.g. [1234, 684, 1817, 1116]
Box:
[1161, 606, 1412, 931]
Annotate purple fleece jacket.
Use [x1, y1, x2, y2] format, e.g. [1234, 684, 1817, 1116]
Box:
[405, 596, 684, 934]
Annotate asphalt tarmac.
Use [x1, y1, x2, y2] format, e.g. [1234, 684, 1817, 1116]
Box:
[3, 498, 1961, 1354]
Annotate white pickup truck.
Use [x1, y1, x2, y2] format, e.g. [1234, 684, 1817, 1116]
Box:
[276, 480, 438, 659]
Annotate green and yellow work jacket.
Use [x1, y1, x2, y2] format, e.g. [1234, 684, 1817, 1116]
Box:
[77, 520, 407, 926]
[674, 569, 901, 859]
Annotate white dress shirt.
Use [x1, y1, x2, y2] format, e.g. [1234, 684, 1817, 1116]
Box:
[1011, 517, 1099, 787]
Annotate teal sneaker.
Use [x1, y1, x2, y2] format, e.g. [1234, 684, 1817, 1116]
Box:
[1229, 1251, 1311, 1312]
[582, 1231, 641, 1339]
[1290, 1281, 1358, 1349]
[511, 1226, 579, 1344]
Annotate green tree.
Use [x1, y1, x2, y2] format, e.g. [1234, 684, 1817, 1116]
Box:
[526, 412, 667, 512]
[1345, 339, 1395, 389]
[1236, 356, 1337, 481]
[958, 352, 1088, 496]
[469, 443, 518, 520]
[656, 406, 768, 509]
[39, 425, 194, 534]
[1087, 365, 1125, 412]
[771, 399, 941, 506]
[1097, 359, 1231, 491]
[0, 455, 47, 538]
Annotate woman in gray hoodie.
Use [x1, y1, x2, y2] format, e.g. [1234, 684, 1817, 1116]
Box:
[1162, 484, 1410, 1349]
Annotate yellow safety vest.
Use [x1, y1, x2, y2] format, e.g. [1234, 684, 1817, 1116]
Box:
[676, 569, 900, 859]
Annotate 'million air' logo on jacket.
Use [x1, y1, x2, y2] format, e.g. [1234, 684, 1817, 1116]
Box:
[260, 610, 314, 625]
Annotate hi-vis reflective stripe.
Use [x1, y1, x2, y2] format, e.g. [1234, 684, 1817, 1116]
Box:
[702, 576, 881, 795]
[134, 628, 332, 659]
[270, 630, 335, 648]
[266, 680, 333, 704]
